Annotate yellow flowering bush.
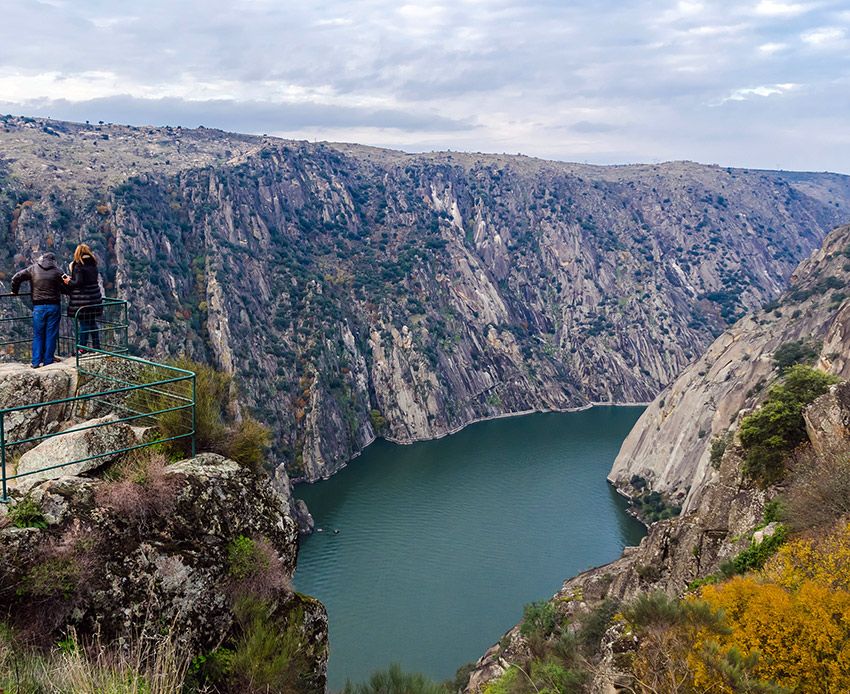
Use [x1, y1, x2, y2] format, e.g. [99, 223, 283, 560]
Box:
[690, 522, 850, 691]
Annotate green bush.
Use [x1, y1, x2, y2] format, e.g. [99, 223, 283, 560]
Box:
[578, 598, 621, 651]
[709, 434, 730, 470]
[151, 359, 272, 471]
[227, 535, 260, 580]
[520, 600, 557, 640]
[226, 417, 272, 476]
[772, 340, 818, 371]
[369, 409, 388, 435]
[722, 526, 788, 576]
[228, 597, 311, 693]
[343, 663, 448, 694]
[739, 366, 839, 482]
[8, 497, 47, 529]
[631, 490, 682, 523]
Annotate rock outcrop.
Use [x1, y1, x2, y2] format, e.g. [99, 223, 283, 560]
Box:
[13, 413, 137, 491]
[0, 453, 328, 691]
[609, 223, 850, 510]
[0, 361, 77, 445]
[3, 116, 850, 481]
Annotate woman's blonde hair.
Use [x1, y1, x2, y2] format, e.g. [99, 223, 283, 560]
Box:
[73, 243, 96, 266]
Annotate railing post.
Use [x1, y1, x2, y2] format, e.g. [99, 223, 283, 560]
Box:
[1, 411, 7, 503]
[191, 374, 197, 458]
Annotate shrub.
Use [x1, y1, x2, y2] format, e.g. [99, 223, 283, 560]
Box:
[369, 409, 388, 435]
[709, 434, 729, 469]
[630, 489, 682, 523]
[226, 534, 290, 600]
[739, 366, 839, 482]
[762, 521, 850, 591]
[343, 664, 449, 694]
[228, 597, 312, 693]
[696, 574, 850, 691]
[784, 443, 850, 531]
[578, 598, 620, 650]
[152, 359, 272, 471]
[761, 499, 784, 524]
[625, 593, 729, 693]
[481, 667, 520, 694]
[519, 600, 557, 640]
[226, 417, 272, 475]
[772, 340, 818, 371]
[95, 451, 179, 529]
[721, 526, 788, 576]
[7, 497, 48, 529]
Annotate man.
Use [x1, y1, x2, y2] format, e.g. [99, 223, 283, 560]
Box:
[11, 252, 66, 368]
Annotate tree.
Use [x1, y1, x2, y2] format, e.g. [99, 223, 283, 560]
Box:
[739, 366, 838, 482]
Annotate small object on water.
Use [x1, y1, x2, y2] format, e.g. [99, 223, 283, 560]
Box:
[333, 529, 340, 535]
[316, 528, 324, 533]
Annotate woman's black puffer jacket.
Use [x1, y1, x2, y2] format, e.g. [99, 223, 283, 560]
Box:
[66, 256, 103, 317]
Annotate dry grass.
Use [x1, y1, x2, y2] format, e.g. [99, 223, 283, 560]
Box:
[785, 442, 850, 531]
[95, 451, 180, 529]
[0, 625, 191, 694]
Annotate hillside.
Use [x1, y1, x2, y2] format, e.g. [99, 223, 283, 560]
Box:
[610, 224, 850, 510]
[467, 223, 850, 693]
[2, 115, 850, 480]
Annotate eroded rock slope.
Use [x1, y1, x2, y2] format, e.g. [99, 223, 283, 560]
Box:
[2, 115, 850, 480]
[610, 223, 850, 510]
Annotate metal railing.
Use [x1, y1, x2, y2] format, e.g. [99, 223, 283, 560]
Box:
[0, 292, 128, 362]
[0, 294, 195, 501]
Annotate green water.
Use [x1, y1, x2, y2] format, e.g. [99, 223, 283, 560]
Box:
[294, 408, 646, 690]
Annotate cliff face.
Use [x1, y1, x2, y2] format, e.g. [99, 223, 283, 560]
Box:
[3, 116, 850, 480]
[467, 227, 850, 692]
[609, 224, 850, 510]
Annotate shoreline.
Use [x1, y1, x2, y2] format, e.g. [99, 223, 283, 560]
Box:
[292, 401, 650, 486]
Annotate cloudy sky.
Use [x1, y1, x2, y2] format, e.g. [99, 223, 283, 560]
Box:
[1, 0, 849, 172]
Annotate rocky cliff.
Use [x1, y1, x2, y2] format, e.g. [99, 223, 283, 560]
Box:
[467, 225, 850, 692]
[3, 115, 850, 481]
[0, 452, 328, 692]
[609, 223, 850, 510]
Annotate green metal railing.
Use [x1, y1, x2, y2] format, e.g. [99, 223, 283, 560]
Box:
[0, 294, 195, 501]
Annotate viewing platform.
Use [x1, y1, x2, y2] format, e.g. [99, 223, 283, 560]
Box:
[0, 293, 195, 501]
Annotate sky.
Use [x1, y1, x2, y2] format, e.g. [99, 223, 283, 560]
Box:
[1, 0, 849, 172]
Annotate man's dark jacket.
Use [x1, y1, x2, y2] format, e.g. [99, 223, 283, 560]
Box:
[11, 253, 64, 305]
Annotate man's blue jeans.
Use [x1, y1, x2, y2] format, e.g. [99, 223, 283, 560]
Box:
[32, 304, 61, 367]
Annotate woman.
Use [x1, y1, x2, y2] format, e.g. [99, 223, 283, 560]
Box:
[63, 243, 103, 352]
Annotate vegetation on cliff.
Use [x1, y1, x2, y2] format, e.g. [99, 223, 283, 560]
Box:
[738, 365, 839, 483]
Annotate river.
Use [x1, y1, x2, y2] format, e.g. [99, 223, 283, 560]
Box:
[294, 407, 646, 690]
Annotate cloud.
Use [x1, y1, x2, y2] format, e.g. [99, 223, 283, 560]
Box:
[801, 26, 846, 45]
[752, 0, 813, 18]
[720, 82, 799, 103]
[0, 0, 848, 173]
[757, 41, 788, 54]
[570, 121, 620, 134]
[0, 95, 475, 133]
